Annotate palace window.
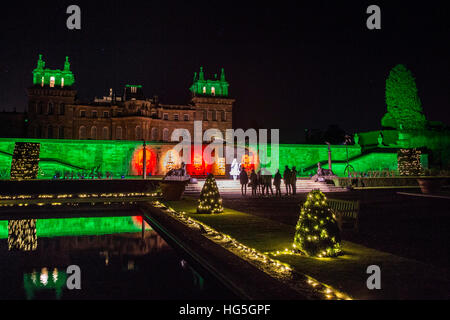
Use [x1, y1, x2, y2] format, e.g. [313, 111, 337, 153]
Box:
[184, 114, 189, 121]
[59, 103, 65, 115]
[203, 86, 206, 94]
[92, 110, 98, 118]
[61, 78, 64, 88]
[212, 110, 217, 121]
[116, 126, 122, 140]
[174, 114, 179, 121]
[135, 126, 142, 140]
[58, 126, 64, 139]
[203, 110, 208, 121]
[79, 126, 86, 139]
[41, 77, 44, 87]
[211, 87, 215, 96]
[91, 126, 97, 139]
[80, 110, 86, 117]
[50, 76, 55, 88]
[47, 125, 53, 138]
[151, 127, 158, 141]
[102, 127, 109, 139]
[221, 110, 226, 121]
[38, 102, 43, 114]
[103, 111, 109, 118]
[163, 113, 168, 120]
[47, 102, 54, 115]
[162, 128, 169, 141]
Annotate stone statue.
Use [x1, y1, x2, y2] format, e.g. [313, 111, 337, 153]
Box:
[164, 162, 190, 181]
[377, 132, 383, 146]
[312, 162, 337, 182]
[354, 133, 360, 145]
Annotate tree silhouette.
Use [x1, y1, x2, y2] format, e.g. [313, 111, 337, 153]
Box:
[382, 64, 426, 130]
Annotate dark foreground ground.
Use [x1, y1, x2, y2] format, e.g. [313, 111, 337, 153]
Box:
[222, 188, 450, 270]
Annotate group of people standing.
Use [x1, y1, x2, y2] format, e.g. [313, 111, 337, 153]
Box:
[238, 166, 298, 197]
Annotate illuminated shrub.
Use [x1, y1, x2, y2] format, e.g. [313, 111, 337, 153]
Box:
[293, 189, 341, 257]
[397, 148, 423, 176]
[382, 64, 426, 130]
[8, 219, 37, 251]
[197, 173, 223, 214]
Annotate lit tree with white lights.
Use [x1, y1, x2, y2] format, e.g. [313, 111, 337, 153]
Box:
[197, 173, 223, 214]
[293, 189, 341, 257]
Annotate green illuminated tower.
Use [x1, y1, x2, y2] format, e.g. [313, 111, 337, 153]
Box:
[189, 66, 234, 137]
[197, 173, 224, 214]
[32, 54, 75, 88]
[293, 190, 341, 257]
[27, 54, 77, 139]
[190, 67, 229, 97]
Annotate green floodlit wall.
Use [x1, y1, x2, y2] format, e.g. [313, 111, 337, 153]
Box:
[0, 216, 143, 239]
[358, 129, 450, 167]
[258, 144, 389, 176]
[0, 138, 147, 179]
[0, 138, 404, 178]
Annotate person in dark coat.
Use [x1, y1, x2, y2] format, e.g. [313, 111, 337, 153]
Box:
[283, 166, 292, 195]
[249, 169, 258, 196]
[262, 168, 273, 196]
[291, 166, 298, 195]
[256, 169, 262, 195]
[239, 167, 249, 195]
[274, 169, 282, 197]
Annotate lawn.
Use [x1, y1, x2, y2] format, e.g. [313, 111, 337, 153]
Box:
[165, 198, 450, 300]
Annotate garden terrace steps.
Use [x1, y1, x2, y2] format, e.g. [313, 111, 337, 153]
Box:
[185, 179, 346, 197]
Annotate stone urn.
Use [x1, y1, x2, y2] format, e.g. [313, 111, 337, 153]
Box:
[159, 179, 189, 201]
[416, 177, 444, 194]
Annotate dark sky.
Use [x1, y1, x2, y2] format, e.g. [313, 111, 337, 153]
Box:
[1, 1, 450, 141]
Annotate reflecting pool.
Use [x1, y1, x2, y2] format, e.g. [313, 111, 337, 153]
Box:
[0, 216, 237, 299]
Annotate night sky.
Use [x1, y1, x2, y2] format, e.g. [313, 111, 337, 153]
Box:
[1, 1, 449, 142]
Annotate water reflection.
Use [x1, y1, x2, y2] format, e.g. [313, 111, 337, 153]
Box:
[24, 267, 67, 300]
[0, 216, 236, 300]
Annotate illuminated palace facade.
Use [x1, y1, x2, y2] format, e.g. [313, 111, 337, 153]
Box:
[26, 55, 234, 142]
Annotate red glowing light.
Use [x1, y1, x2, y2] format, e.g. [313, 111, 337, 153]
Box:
[132, 147, 157, 176]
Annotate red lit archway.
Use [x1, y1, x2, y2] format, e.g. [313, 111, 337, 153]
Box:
[132, 147, 157, 176]
[241, 150, 258, 174]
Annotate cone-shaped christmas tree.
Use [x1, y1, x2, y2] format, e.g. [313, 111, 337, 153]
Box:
[197, 173, 223, 214]
[293, 189, 341, 257]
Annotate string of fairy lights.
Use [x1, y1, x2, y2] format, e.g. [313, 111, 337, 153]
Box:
[152, 200, 352, 300]
[8, 142, 41, 251]
[293, 189, 342, 258]
[0, 192, 161, 207]
[9, 142, 40, 180]
[398, 148, 423, 176]
[196, 174, 224, 214]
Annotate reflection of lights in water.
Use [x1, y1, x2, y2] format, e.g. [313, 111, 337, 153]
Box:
[40, 268, 48, 286]
[131, 216, 151, 230]
[52, 268, 58, 282]
[127, 260, 135, 270]
[31, 270, 37, 284]
[180, 259, 187, 268]
[100, 251, 110, 266]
